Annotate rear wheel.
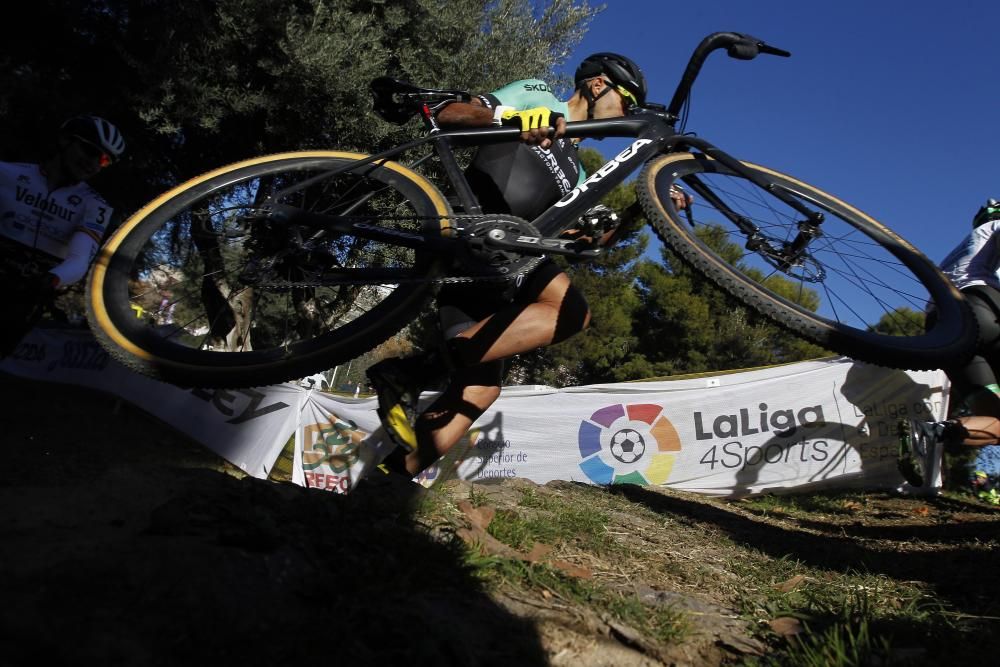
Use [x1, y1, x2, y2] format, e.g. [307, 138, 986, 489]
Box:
[87, 151, 451, 387]
[638, 153, 974, 370]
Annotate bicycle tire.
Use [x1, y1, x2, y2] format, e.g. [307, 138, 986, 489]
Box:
[638, 153, 975, 370]
[88, 151, 451, 387]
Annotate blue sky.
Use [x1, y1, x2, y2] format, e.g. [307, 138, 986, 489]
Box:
[563, 0, 999, 263]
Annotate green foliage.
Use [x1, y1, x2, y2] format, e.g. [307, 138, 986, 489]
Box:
[870, 307, 926, 337]
[7, 1, 830, 379]
[2, 0, 599, 216]
[631, 226, 828, 377]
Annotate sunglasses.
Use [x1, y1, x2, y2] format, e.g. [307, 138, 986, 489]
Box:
[614, 85, 638, 108]
[73, 137, 113, 168]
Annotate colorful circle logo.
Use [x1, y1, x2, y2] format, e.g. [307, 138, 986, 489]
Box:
[578, 403, 681, 485]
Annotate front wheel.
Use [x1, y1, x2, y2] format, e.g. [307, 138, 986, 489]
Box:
[638, 153, 974, 370]
[87, 151, 451, 388]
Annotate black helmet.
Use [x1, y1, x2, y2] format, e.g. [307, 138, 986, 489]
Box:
[60, 115, 126, 161]
[575, 52, 647, 107]
[973, 198, 1000, 228]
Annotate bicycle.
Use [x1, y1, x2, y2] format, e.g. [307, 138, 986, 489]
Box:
[86, 32, 975, 388]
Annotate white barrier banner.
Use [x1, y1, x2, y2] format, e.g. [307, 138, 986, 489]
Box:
[308, 358, 948, 496]
[3, 329, 949, 496]
[1, 327, 303, 478]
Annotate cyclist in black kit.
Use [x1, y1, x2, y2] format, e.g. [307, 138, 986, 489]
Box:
[368, 54, 691, 479]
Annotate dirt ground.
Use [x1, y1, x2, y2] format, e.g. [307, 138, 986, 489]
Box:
[1, 376, 998, 666]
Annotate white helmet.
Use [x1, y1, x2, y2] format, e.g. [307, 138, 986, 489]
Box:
[60, 115, 126, 161]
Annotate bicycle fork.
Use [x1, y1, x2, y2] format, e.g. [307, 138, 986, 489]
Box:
[677, 137, 825, 273]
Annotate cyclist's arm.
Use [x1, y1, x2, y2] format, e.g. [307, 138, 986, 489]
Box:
[436, 96, 493, 126]
[47, 229, 100, 287]
[48, 195, 111, 287]
[436, 95, 565, 148]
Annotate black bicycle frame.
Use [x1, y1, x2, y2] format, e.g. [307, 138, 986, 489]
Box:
[269, 31, 819, 265]
[272, 114, 824, 263]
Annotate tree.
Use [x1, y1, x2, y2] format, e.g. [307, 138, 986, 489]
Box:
[871, 307, 926, 337]
[2, 0, 600, 347]
[3, 0, 599, 209]
[631, 224, 829, 377]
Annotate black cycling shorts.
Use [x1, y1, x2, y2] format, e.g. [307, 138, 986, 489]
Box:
[436, 258, 564, 337]
[950, 286, 1000, 393]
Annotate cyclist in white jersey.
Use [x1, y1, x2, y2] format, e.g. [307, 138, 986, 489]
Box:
[900, 200, 1000, 486]
[367, 54, 691, 481]
[0, 115, 125, 356]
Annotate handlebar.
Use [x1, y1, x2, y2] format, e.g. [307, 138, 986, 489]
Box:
[666, 32, 790, 119]
[437, 117, 654, 147]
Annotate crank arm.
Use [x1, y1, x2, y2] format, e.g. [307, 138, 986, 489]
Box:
[479, 231, 602, 258]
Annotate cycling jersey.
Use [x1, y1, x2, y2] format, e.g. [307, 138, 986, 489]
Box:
[938, 219, 1000, 292]
[439, 80, 584, 324]
[466, 79, 584, 220]
[0, 161, 112, 286]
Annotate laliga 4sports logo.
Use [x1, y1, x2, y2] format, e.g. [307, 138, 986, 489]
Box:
[578, 403, 681, 485]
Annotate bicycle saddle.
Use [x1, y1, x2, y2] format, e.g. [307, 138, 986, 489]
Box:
[370, 77, 471, 124]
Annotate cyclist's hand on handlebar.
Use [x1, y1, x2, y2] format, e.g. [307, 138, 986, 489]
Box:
[498, 106, 559, 131]
[670, 184, 693, 210]
[498, 106, 565, 149]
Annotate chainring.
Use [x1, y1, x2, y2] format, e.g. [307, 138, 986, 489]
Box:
[454, 214, 544, 279]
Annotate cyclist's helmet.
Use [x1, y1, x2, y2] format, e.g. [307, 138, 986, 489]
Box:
[574, 52, 647, 108]
[973, 198, 1000, 228]
[60, 115, 126, 163]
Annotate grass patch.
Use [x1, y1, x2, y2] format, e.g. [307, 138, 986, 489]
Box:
[425, 481, 999, 662]
[736, 491, 870, 517]
[465, 553, 689, 645]
[483, 488, 624, 557]
[729, 553, 967, 664]
[516, 486, 560, 511]
[778, 617, 893, 667]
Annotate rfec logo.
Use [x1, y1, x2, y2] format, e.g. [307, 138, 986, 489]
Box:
[302, 415, 364, 474]
[578, 403, 682, 485]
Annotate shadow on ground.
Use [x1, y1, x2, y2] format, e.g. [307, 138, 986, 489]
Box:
[0, 378, 547, 667]
[605, 483, 1000, 624]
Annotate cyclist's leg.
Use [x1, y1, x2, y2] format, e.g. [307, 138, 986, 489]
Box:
[446, 260, 590, 366]
[945, 288, 1000, 444]
[407, 361, 505, 473]
[377, 302, 505, 476]
[388, 262, 590, 476]
[900, 289, 1000, 486]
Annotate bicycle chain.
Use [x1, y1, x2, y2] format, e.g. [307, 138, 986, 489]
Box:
[253, 213, 546, 290]
[254, 256, 544, 290]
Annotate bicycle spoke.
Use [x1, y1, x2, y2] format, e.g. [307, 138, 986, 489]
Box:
[664, 161, 943, 336]
[113, 156, 441, 369]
